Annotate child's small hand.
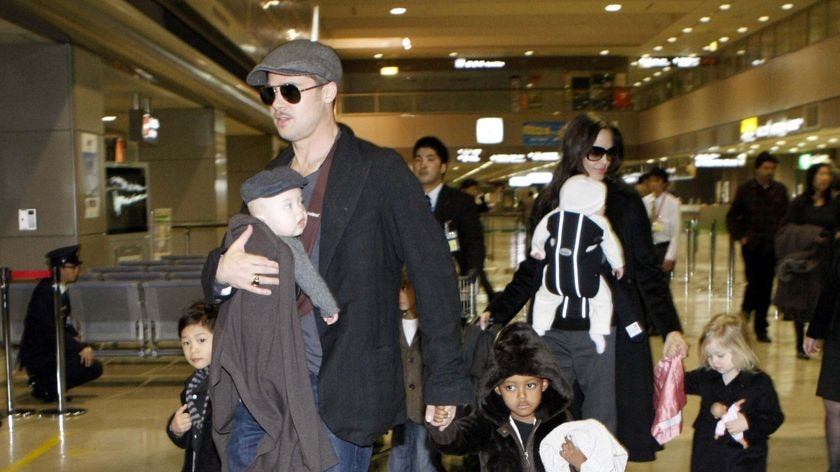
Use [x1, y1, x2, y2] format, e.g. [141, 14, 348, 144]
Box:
[725, 399, 749, 435]
[559, 436, 587, 469]
[169, 404, 192, 436]
[612, 266, 624, 280]
[531, 249, 546, 260]
[323, 313, 339, 325]
[425, 404, 456, 431]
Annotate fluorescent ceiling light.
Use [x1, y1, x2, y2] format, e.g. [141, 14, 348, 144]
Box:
[605, 4, 622, 12]
[380, 66, 399, 76]
[390, 7, 406, 15]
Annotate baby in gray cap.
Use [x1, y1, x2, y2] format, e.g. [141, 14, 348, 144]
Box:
[238, 166, 339, 323]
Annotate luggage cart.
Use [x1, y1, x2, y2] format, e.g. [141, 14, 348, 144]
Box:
[458, 274, 478, 324]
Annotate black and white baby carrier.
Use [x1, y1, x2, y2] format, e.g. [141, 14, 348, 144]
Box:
[543, 210, 604, 321]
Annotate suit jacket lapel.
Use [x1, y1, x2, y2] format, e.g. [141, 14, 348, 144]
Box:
[319, 127, 371, 273]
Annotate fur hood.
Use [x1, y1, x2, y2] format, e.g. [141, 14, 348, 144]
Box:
[478, 322, 573, 425]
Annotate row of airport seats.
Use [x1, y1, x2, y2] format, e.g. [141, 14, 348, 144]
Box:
[80, 255, 207, 282]
[3, 256, 208, 358]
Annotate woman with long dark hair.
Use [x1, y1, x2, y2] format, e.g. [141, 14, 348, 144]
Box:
[777, 163, 840, 359]
[479, 113, 688, 462]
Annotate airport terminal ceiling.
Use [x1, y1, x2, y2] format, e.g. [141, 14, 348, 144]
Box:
[2, 0, 839, 183]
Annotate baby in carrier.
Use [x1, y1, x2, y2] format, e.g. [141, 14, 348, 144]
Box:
[530, 175, 624, 353]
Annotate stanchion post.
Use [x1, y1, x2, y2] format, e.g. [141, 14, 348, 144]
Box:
[727, 234, 736, 299]
[1, 268, 35, 417]
[708, 220, 717, 291]
[40, 265, 85, 416]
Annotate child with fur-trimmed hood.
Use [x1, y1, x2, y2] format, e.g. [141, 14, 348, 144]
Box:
[428, 322, 574, 471]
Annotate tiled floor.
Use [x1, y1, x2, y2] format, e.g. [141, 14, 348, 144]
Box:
[0, 221, 830, 471]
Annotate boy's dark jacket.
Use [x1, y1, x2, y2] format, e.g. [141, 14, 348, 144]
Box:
[428, 323, 573, 471]
[167, 375, 221, 472]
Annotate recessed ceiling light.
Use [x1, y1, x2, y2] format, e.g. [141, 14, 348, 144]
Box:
[653, 45, 663, 51]
[818, 144, 827, 149]
[524, 50, 534, 56]
[719, 3, 731, 10]
[776, 140, 787, 145]
[737, 26, 748, 33]
[101, 116, 117, 122]
[663, 66, 671, 72]
[700, 16, 711, 23]
[727, 148, 736, 153]
[373, 53, 383, 59]
[807, 135, 818, 141]
[449, 52, 458, 57]
[600, 50, 610, 55]
[667, 36, 677, 43]
[653, 71, 662, 77]
[643, 76, 651, 82]
[759, 15, 770, 22]
[390, 7, 406, 15]
[682, 27, 693, 33]
[703, 45, 712, 52]
[633, 81, 642, 87]
[605, 4, 622, 12]
[781, 3, 794, 10]
[736, 49, 746, 55]
[770, 146, 780, 151]
[641, 53, 650, 58]
[630, 61, 639, 66]
[402, 37, 412, 50]
[830, 137, 839, 144]
[720, 36, 730, 43]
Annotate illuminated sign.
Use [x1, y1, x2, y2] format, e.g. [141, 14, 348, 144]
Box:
[740, 117, 805, 142]
[454, 58, 506, 69]
[527, 151, 560, 161]
[489, 154, 526, 163]
[638, 56, 701, 68]
[457, 148, 482, 163]
[693, 152, 746, 168]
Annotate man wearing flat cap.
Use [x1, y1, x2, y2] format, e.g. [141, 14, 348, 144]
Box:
[18, 245, 103, 401]
[202, 39, 471, 471]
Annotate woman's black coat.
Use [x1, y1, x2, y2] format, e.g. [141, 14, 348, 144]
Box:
[487, 178, 683, 461]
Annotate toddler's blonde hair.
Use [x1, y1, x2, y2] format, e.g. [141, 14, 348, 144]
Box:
[698, 313, 759, 372]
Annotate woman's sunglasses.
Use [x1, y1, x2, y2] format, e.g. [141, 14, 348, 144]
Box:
[259, 82, 328, 105]
[586, 145, 618, 161]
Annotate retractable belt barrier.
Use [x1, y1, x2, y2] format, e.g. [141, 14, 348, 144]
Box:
[1, 267, 85, 417]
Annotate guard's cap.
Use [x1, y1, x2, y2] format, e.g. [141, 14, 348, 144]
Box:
[246, 39, 343, 87]
[46, 245, 82, 267]
[241, 166, 308, 203]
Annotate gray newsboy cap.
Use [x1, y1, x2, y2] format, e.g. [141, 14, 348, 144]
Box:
[246, 39, 343, 87]
[241, 166, 308, 204]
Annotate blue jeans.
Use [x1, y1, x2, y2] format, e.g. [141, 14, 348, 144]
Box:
[227, 401, 266, 472]
[388, 421, 445, 472]
[309, 372, 373, 472]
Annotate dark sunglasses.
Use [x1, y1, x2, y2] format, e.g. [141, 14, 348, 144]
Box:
[586, 145, 618, 161]
[259, 82, 327, 105]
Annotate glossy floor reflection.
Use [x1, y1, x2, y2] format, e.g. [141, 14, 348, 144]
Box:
[0, 223, 830, 471]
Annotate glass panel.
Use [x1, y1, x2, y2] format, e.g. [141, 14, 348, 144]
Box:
[789, 11, 809, 50]
[809, 2, 828, 43]
[760, 28, 775, 62]
[775, 19, 791, 55]
[831, 0, 840, 35]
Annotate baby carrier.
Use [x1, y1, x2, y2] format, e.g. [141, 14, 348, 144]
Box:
[543, 210, 604, 322]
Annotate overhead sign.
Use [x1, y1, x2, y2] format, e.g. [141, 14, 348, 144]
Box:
[638, 56, 701, 68]
[740, 116, 805, 142]
[454, 58, 506, 69]
[522, 121, 565, 147]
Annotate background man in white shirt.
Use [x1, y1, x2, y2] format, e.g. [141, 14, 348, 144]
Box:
[643, 167, 681, 275]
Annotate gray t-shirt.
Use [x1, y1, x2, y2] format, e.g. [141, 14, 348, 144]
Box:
[300, 166, 324, 375]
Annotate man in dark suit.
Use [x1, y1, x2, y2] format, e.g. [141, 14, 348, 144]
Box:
[202, 40, 471, 472]
[18, 245, 103, 401]
[412, 136, 495, 300]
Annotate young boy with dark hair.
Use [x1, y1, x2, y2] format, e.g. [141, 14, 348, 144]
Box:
[167, 301, 221, 472]
[428, 322, 575, 471]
